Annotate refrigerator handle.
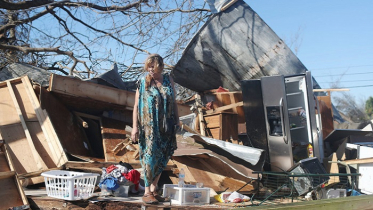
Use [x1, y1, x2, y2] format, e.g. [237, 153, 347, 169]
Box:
[279, 98, 288, 144]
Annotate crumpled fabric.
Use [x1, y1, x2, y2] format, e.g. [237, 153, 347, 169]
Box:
[110, 168, 123, 179]
[123, 169, 141, 190]
[115, 164, 129, 174]
[106, 165, 118, 174]
[99, 176, 119, 191]
[119, 161, 133, 170]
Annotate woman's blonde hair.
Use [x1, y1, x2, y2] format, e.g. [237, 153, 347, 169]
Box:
[145, 54, 164, 72]
[145, 54, 164, 90]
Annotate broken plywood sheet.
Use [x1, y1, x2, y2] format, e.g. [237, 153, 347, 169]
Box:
[0, 77, 67, 184]
[0, 144, 29, 209]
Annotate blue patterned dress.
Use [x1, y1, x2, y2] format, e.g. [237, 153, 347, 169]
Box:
[137, 73, 177, 187]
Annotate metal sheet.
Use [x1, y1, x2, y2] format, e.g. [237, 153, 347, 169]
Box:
[172, 0, 307, 92]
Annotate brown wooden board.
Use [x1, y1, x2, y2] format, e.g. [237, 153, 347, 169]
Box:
[39, 86, 91, 156]
[0, 174, 28, 209]
[212, 91, 245, 123]
[0, 78, 47, 184]
[204, 112, 238, 142]
[22, 77, 68, 166]
[101, 117, 129, 162]
[318, 95, 334, 140]
[0, 144, 29, 209]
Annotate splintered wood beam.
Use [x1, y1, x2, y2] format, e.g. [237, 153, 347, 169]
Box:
[205, 101, 243, 115]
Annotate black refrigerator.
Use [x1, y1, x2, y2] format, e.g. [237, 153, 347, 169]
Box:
[241, 72, 323, 172]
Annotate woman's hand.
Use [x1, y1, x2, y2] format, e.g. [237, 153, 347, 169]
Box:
[131, 127, 139, 143]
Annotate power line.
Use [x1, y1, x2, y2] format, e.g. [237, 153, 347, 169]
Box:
[318, 79, 373, 83]
[322, 84, 373, 88]
[309, 64, 373, 71]
[313, 72, 373, 78]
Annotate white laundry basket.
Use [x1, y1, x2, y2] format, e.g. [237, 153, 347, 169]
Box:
[41, 170, 99, 201]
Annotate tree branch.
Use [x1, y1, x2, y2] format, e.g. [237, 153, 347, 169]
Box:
[47, 6, 92, 59]
[0, 7, 52, 34]
[0, 0, 54, 10]
[59, 0, 148, 12]
[0, 43, 87, 75]
[58, 5, 150, 55]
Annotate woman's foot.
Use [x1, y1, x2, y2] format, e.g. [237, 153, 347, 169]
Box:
[152, 191, 170, 202]
[142, 192, 158, 204]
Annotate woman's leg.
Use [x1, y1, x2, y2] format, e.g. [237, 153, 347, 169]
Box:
[150, 173, 161, 193]
[144, 186, 151, 195]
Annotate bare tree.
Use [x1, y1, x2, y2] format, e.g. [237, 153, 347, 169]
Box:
[330, 78, 369, 123]
[0, 0, 210, 79]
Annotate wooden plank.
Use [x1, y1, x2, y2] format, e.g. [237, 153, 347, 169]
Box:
[64, 161, 176, 171]
[205, 101, 243, 115]
[6, 81, 44, 170]
[18, 166, 63, 179]
[229, 93, 238, 115]
[204, 114, 221, 128]
[313, 89, 349, 92]
[0, 83, 40, 175]
[0, 151, 11, 172]
[220, 0, 238, 11]
[171, 158, 198, 184]
[22, 77, 67, 166]
[342, 157, 373, 165]
[48, 74, 136, 107]
[0, 174, 24, 209]
[0, 147, 29, 210]
[196, 94, 206, 136]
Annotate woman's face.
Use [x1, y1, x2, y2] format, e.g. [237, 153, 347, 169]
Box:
[148, 62, 162, 78]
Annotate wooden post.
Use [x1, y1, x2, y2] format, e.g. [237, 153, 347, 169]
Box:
[196, 93, 206, 136]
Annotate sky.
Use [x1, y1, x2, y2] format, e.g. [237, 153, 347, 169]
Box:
[247, 0, 373, 104]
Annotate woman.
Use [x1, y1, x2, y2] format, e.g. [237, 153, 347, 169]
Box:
[131, 54, 179, 204]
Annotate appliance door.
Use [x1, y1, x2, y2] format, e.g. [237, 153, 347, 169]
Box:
[261, 76, 293, 172]
[305, 71, 323, 161]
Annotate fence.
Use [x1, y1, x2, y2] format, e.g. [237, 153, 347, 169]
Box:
[249, 171, 360, 206]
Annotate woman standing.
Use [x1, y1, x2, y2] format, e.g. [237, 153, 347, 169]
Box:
[131, 54, 179, 204]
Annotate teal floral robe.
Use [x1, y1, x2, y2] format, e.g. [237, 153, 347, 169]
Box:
[137, 73, 177, 187]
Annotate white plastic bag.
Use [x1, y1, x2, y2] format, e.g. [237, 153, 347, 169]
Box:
[227, 191, 250, 203]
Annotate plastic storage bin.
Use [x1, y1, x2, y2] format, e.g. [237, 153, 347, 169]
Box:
[113, 185, 130, 197]
[163, 184, 210, 205]
[41, 170, 99, 201]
